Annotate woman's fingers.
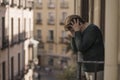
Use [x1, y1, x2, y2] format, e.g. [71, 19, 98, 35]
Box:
[73, 19, 76, 24]
[77, 19, 79, 24]
[71, 21, 74, 25]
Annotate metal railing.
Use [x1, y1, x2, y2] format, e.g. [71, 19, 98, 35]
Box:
[60, 2, 69, 9]
[78, 60, 104, 80]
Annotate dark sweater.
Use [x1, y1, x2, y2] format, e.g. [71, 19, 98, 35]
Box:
[71, 24, 104, 72]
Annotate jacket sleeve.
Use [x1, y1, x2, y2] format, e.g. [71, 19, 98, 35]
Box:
[75, 27, 97, 52]
[71, 37, 78, 53]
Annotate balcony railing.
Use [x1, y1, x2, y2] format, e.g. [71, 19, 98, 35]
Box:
[19, 32, 26, 42]
[10, 3, 17, 7]
[60, 2, 69, 9]
[10, 32, 27, 46]
[48, 3, 55, 9]
[17, 1, 23, 8]
[18, 4, 23, 8]
[36, 19, 42, 25]
[38, 41, 44, 49]
[78, 61, 104, 80]
[35, 36, 42, 41]
[13, 35, 19, 44]
[47, 19, 55, 25]
[60, 20, 65, 25]
[14, 71, 24, 80]
[47, 40, 54, 43]
[1, 36, 9, 50]
[47, 37, 54, 43]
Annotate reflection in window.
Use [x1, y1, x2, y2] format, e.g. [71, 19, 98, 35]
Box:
[37, 29, 42, 40]
[48, 0, 55, 9]
[60, 12, 67, 25]
[48, 30, 54, 41]
[36, 13, 42, 24]
[48, 12, 55, 25]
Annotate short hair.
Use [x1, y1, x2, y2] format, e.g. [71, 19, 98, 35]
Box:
[64, 15, 85, 31]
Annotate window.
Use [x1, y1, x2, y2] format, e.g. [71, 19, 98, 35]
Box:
[22, 50, 25, 69]
[19, 0, 20, 5]
[48, 30, 54, 41]
[11, 18, 17, 44]
[18, 18, 20, 41]
[18, 53, 20, 74]
[2, 17, 6, 48]
[11, 0, 14, 4]
[60, 0, 68, 8]
[48, 0, 55, 9]
[24, 18, 26, 38]
[36, 13, 42, 24]
[11, 18, 13, 44]
[38, 0, 42, 3]
[37, 13, 41, 19]
[2, 17, 5, 41]
[11, 0, 17, 7]
[23, 0, 27, 9]
[48, 44, 53, 53]
[37, 29, 42, 39]
[1, 17, 8, 49]
[36, 0, 42, 9]
[2, 62, 6, 80]
[81, 0, 89, 22]
[60, 12, 67, 25]
[26, 0, 33, 10]
[18, 0, 22, 8]
[11, 57, 14, 80]
[60, 31, 67, 43]
[48, 12, 55, 25]
[29, 18, 32, 38]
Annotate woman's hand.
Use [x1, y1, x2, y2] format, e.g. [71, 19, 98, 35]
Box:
[70, 19, 81, 32]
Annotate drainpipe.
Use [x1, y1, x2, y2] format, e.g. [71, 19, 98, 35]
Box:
[74, 0, 76, 14]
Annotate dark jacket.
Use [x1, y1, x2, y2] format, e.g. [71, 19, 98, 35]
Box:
[71, 24, 104, 72]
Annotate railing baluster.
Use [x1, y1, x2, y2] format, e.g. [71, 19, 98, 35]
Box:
[94, 61, 97, 80]
[80, 62, 82, 80]
[77, 62, 81, 80]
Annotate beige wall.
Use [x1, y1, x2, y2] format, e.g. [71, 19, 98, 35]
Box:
[34, 0, 75, 67]
[104, 0, 119, 79]
[0, 0, 34, 80]
[118, 0, 120, 64]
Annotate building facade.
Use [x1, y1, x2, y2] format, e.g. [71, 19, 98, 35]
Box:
[33, 0, 75, 69]
[75, 0, 120, 80]
[0, 0, 38, 80]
